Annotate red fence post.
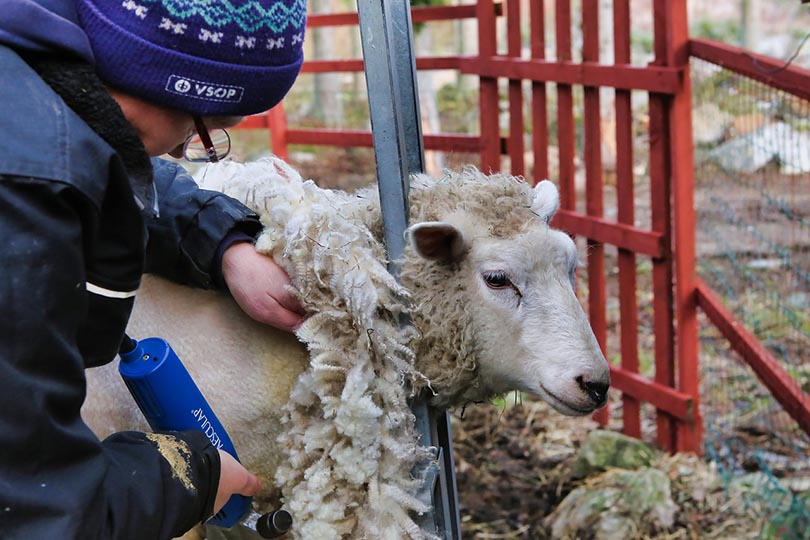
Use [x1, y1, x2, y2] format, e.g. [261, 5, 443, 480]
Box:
[582, 0, 609, 427]
[477, 0, 500, 172]
[648, 3, 678, 454]
[555, 0, 575, 213]
[648, 137, 680, 453]
[655, 0, 701, 453]
[529, 0, 548, 182]
[268, 104, 289, 161]
[505, 0, 524, 176]
[613, 0, 641, 439]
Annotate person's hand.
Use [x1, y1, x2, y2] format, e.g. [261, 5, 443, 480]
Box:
[222, 242, 305, 332]
[214, 450, 260, 515]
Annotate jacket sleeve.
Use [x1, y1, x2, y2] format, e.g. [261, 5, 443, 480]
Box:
[0, 175, 220, 540]
[145, 158, 262, 289]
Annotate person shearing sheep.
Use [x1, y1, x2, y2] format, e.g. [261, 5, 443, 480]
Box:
[0, 1, 307, 539]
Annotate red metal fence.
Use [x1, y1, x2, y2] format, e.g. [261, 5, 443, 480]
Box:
[690, 38, 810, 437]
[238, 4, 492, 157]
[234, 1, 809, 453]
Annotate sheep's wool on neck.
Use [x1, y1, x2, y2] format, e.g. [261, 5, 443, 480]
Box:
[197, 157, 436, 540]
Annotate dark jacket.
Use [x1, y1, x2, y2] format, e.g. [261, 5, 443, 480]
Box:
[0, 4, 262, 539]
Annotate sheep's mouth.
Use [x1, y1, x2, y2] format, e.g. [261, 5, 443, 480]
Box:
[538, 383, 596, 416]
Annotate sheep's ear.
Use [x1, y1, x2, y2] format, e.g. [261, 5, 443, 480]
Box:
[406, 221, 468, 262]
[532, 180, 560, 224]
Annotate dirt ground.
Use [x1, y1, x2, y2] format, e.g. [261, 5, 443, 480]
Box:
[451, 397, 597, 539]
[449, 395, 798, 540]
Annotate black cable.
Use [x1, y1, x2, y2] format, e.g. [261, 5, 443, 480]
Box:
[743, 29, 810, 75]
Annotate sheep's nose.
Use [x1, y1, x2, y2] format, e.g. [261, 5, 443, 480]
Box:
[576, 375, 609, 406]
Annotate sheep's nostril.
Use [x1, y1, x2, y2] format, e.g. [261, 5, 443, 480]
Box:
[576, 375, 609, 405]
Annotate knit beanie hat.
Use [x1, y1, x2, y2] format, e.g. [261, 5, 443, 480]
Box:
[75, 0, 306, 116]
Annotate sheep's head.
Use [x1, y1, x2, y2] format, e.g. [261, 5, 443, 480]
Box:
[403, 173, 609, 415]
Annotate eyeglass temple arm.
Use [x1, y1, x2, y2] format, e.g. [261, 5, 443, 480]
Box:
[193, 116, 219, 163]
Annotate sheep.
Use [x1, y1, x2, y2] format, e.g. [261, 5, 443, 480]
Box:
[82, 158, 610, 540]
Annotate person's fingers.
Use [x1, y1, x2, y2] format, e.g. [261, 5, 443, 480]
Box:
[222, 243, 306, 330]
[277, 286, 306, 315]
[255, 300, 304, 332]
[214, 451, 261, 514]
[263, 267, 304, 315]
[234, 468, 261, 497]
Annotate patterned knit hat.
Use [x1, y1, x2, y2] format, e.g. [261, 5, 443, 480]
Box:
[76, 0, 306, 116]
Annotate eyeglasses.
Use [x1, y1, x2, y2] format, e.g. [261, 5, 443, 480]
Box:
[183, 116, 231, 163]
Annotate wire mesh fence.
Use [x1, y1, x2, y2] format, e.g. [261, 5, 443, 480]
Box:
[691, 57, 810, 540]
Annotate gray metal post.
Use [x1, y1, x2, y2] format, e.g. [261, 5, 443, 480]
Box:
[355, 1, 461, 539]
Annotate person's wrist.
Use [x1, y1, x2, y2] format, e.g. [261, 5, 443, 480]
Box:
[218, 237, 254, 289]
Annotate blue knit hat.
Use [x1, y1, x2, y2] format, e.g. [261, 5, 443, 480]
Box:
[76, 0, 306, 116]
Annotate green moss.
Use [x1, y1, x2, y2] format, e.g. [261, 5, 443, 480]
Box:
[572, 430, 656, 478]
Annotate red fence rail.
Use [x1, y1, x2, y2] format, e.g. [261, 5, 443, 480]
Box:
[239, 3, 503, 161]
[690, 37, 810, 102]
[696, 281, 810, 436]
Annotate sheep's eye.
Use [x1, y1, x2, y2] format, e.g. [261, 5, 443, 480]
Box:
[483, 271, 511, 289]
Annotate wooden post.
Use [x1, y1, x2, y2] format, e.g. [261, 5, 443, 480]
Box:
[555, 0, 575, 212]
[582, 0, 609, 427]
[477, 0, 500, 171]
[648, 3, 677, 454]
[613, 0, 641, 438]
[506, 0, 524, 176]
[653, 0, 702, 453]
[529, 0, 549, 182]
[268, 105, 289, 161]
